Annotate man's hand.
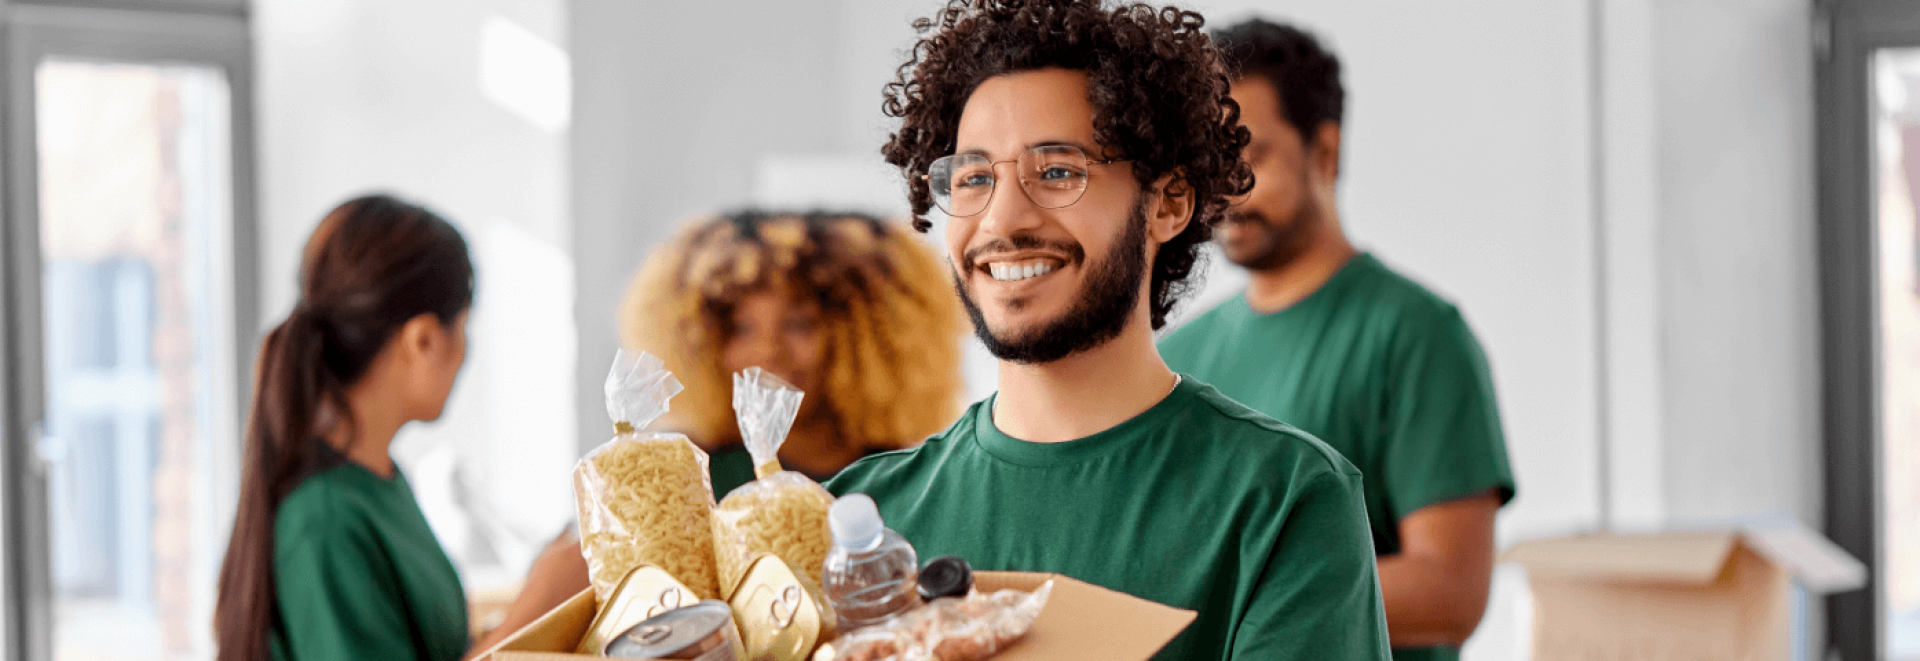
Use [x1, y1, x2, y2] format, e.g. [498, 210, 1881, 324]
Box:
[1376, 490, 1501, 648]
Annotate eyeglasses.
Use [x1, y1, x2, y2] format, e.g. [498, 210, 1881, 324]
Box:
[920, 145, 1125, 217]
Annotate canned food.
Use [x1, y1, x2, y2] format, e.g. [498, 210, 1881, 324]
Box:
[577, 564, 699, 654]
[604, 600, 741, 661]
[729, 555, 834, 661]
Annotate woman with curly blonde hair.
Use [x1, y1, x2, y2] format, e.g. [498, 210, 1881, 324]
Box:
[620, 210, 966, 497]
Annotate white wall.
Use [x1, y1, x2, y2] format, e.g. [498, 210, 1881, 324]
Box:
[1652, 0, 1821, 529]
[253, 0, 579, 588]
[570, 1, 854, 450]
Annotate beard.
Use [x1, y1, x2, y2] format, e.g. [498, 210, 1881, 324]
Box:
[952, 201, 1149, 365]
[1221, 172, 1320, 272]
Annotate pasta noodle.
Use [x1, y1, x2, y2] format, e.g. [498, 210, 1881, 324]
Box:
[713, 471, 835, 591]
[575, 431, 721, 602]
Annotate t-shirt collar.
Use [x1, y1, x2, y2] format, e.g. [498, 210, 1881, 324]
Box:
[973, 375, 1202, 466]
[1240, 251, 1379, 317]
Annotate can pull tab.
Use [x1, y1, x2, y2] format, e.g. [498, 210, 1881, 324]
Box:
[768, 584, 801, 629]
[646, 586, 687, 618]
[631, 624, 673, 645]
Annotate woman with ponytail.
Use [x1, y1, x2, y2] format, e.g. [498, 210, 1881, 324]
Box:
[214, 194, 585, 661]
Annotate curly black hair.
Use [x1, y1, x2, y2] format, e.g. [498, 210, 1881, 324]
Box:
[1213, 18, 1346, 144]
[880, 0, 1253, 330]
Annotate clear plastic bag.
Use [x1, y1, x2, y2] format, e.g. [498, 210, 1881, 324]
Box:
[574, 349, 721, 603]
[711, 367, 838, 596]
[816, 582, 1053, 661]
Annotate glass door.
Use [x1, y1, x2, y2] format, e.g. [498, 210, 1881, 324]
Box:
[2, 7, 255, 661]
[34, 58, 238, 661]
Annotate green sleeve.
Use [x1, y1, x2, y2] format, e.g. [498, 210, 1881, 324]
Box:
[1233, 471, 1391, 659]
[1381, 308, 1516, 519]
[275, 512, 430, 661]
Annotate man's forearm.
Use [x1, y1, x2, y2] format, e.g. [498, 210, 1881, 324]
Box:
[1376, 552, 1490, 648]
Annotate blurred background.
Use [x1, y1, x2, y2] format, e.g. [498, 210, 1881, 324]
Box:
[0, 0, 1908, 659]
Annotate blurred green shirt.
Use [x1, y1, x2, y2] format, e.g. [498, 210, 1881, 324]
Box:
[1161, 252, 1517, 661]
[271, 460, 468, 661]
[827, 378, 1391, 661]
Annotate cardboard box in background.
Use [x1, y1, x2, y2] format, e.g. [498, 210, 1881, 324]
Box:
[1503, 520, 1866, 661]
[480, 571, 1196, 661]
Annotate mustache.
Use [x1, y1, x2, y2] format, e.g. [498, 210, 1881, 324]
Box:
[1223, 209, 1271, 226]
[963, 235, 1086, 269]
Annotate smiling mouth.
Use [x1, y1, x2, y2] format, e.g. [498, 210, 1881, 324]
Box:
[987, 260, 1060, 282]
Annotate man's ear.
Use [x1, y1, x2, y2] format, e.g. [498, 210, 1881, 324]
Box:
[1311, 121, 1343, 186]
[1147, 171, 1196, 245]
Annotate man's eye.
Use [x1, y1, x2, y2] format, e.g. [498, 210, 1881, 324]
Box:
[954, 172, 994, 189]
[1038, 166, 1086, 182]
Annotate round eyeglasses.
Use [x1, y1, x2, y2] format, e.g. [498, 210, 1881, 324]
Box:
[921, 145, 1126, 217]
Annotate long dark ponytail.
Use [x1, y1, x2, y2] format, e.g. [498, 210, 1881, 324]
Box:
[214, 194, 473, 661]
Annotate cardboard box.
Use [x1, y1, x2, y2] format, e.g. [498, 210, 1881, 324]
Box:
[479, 571, 1195, 661]
[1502, 521, 1865, 661]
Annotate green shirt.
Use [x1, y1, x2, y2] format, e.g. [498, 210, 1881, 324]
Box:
[1160, 253, 1516, 661]
[271, 460, 469, 661]
[709, 445, 759, 500]
[826, 378, 1390, 661]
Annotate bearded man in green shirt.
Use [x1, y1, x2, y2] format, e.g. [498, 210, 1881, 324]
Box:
[824, 2, 1390, 659]
[1159, 19, 1518, 661]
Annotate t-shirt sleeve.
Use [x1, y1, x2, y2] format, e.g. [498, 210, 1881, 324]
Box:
[275, 510, 428, 661]
[1233, 471, 1391, 659]
[823, 454, 880, 498]
[1381, 307, 1517, 519]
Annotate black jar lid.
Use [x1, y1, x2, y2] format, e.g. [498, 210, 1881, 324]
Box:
[917, 555, 973, 601]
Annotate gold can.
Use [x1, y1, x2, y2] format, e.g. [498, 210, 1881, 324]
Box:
[578, 564, 700, 654]
[728, 555, 836, 661]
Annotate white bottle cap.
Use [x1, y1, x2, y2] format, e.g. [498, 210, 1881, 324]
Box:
[830, 494, 884, 551]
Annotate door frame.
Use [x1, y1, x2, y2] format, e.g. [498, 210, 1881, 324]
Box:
[1816, 1, 1920, 659]
[0, 3, 255, 660]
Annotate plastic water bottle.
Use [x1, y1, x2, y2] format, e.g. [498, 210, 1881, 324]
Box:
[822, 494, 920, 629]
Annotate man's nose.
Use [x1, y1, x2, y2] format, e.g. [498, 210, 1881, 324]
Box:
[978, 163, 1044, 239]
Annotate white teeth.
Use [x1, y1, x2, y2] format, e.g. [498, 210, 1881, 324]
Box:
[988, 262, 1057, 282]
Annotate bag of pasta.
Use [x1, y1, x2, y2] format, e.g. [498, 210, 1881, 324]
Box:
[711, 367, 838, 596]
[575, 349, 721, 603]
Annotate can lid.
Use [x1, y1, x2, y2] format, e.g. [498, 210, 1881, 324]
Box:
[604, 601, 732, 658]
[916, 555, 973, 601]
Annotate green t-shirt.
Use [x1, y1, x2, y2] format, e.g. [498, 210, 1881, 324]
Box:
[825, 378, 1390, 661]
[1160, 253, 1516, 661]
[709, 445, 759, 500]
[271, 460, 469, 661]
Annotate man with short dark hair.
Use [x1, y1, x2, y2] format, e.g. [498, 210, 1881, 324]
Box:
[826, 2, 1390, 660]
[1160, 19, 1517, 661]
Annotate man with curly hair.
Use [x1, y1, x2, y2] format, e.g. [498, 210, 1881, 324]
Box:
[825, 2, 1390, 659]
[1160, 20, 1516, 659]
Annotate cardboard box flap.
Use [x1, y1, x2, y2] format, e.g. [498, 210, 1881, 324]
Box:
[482, 589, 595, 660]
[973, 571, 1196, 661]
[1501, 531, 1739, 585]
[1739, 521, 1867, 594]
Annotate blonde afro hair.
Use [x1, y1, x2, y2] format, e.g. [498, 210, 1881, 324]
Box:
[620, 210, 965, 452]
